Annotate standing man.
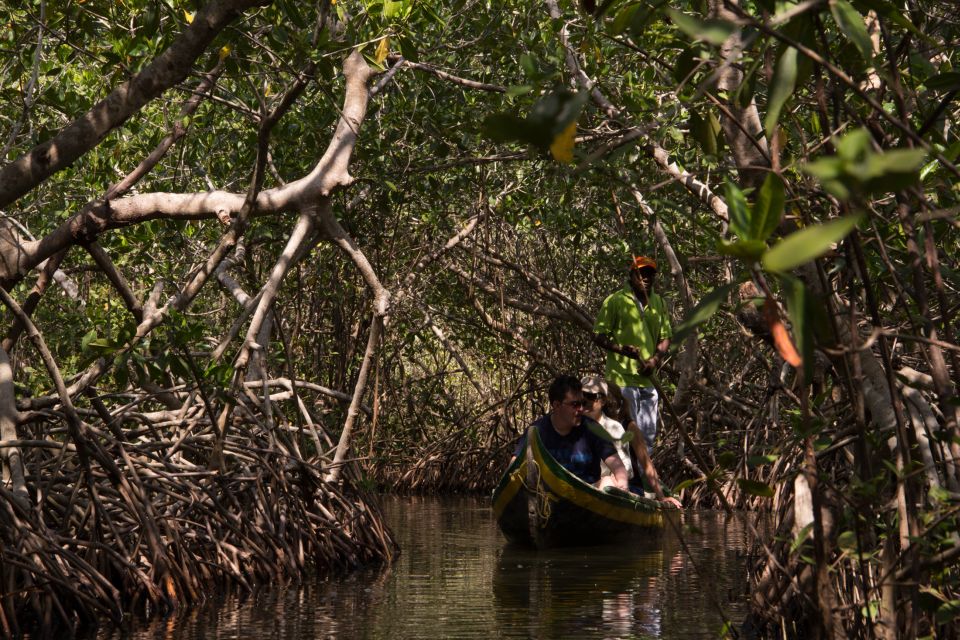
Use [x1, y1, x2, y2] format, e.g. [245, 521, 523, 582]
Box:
[593, 256, 672, 455]
[512, 375, 630, 490]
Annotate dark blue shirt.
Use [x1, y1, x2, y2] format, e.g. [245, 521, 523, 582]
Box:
[513, 414, 618, 484]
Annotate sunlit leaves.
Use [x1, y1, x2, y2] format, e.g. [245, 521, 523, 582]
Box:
[804, 128, 926, 200]
[762, 214, 863, 272]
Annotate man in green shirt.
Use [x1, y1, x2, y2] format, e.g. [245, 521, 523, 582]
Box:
[593, 256, 672, 454]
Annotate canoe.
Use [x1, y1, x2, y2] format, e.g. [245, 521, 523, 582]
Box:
[491, 424, 665, 548]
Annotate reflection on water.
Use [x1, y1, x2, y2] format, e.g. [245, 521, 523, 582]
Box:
[98, 496, 756, 639]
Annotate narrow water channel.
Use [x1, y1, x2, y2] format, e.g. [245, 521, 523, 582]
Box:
[100, 495, 758, 639]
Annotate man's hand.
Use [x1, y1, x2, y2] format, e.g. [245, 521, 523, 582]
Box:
[640, 356, 657, 375]
[659, 495, 682, 509]
[621, 344, 640, 359]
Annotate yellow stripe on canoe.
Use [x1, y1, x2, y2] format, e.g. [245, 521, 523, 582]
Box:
[531, 435, 662, 528]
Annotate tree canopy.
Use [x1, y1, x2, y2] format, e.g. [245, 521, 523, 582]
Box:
[0, 0, 958, 636]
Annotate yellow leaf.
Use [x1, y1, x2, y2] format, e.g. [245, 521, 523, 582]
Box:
[219, 45, 232, 61]
[184, 10, 194, 24]
[550, 121, 577, 164]
[375, 37, 390, 65]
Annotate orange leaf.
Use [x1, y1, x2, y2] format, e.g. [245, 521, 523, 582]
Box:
[765, 299, 802, 367]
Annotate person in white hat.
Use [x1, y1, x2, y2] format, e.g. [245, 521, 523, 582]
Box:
[581, 374, 681, 508]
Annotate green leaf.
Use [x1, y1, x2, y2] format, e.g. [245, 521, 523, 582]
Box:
[752, 173, 785, 241]
[673, 282, 740, 343]
[519, 53, 538, 78]
[397, 35, 418, 62]
[718, 451, 738, 469]
[726, 180, 750, 241]
[936, 600, 960, 624]
[505, 85, 534, 97]
[674, 477, 703, 492]
[667, 9, 736, 45]
[830, 0, 874, 62]
[586, 418, 618, 443]
[790, 523, 813, 552]
[81, 329, 97, 352]
[803, 156, 850, 200]
[837, 530, 859, 553]
[762, 214, 863, 272]
[859, 150, 926, 194]
[765, 46, 798, 138]
[717, 238, 767, 261]
[924, 71, 960, 92]
[689, 108, 718, 156]
[747, 454, 779, 468]
[851, 0, 928, 41]
[611, 3, 642, 36]
[737, 478, 774, 497]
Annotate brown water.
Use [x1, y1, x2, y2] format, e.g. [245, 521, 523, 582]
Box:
[99, 495, 759, 639]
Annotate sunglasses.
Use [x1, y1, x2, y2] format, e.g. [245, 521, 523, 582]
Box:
[560, 400, 586, 409]
[582, 392, 602, 402]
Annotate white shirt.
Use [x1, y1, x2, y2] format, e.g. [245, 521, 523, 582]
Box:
[597, 414, 634, 479]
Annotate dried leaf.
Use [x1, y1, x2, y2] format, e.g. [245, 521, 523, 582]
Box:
[765, 299, 802, 367]
[375, 37, 390, 65]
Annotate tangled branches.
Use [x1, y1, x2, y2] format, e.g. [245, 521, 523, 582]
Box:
[0, 399, 396, 637]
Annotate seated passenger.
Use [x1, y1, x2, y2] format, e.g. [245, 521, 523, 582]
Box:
[512, 375, 629, 490]
[582, 374, 682, 509]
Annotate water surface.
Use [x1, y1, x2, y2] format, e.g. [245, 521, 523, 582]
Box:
[101, 495, 757, 639]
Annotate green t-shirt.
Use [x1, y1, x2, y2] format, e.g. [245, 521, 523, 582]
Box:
[593, 285, 672, 388]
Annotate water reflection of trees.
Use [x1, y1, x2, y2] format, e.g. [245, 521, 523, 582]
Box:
[493, 544, 663, 638]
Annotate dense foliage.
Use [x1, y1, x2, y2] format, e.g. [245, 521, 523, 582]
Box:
[0, 0, 957, 636]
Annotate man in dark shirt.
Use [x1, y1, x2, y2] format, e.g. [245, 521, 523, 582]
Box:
[513, 375, 629, 489]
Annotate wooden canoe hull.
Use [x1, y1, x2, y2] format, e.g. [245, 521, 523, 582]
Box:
[491, 425, 664, 548]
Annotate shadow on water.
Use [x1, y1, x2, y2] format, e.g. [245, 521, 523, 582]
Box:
[96, 495, 757, 639]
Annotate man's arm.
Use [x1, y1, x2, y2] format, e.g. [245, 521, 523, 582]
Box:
[592, 332, 640, 359]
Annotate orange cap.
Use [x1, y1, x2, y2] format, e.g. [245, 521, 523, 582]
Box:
[630, 255, 657, 271]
